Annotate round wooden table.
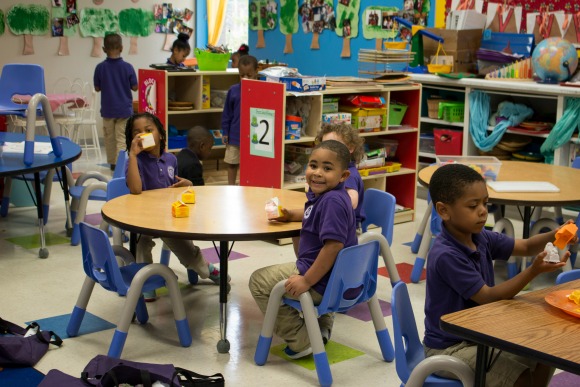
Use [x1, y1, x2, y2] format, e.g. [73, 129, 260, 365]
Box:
[102, 185, 305, 353]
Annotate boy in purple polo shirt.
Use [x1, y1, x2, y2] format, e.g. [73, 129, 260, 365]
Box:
[249, 140, 357, 359]
[424, 163, 576, 386]
[94, 33, 137, 171]
[221, 55, 258, 185]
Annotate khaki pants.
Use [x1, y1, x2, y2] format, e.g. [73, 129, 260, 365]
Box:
[102, 117, 128, 165]
[136, 235, 209, 278]
[249, 262, 334, 352]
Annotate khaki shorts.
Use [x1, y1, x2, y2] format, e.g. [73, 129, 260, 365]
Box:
[224, 144, 240, 164]
[425, 341, 539, 387]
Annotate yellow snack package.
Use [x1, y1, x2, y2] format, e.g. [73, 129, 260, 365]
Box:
[265, 197, 283, 220]
[181, 187, 196, 204]
[172, 200, 189, 218]
[568, 290, 580, 305]
[140, 133, 156, 150]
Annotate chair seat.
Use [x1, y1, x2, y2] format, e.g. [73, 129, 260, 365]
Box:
[70, 186, 106, 201]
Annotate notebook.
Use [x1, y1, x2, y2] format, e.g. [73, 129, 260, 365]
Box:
[486, 181, 560, 193]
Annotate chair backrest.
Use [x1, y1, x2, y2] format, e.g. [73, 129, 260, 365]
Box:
[572, 156, 580, 170]
[0, 64, 46, 111]
[112, 150, 129, 179]
[391, 281, 425, 383]
[79, 222, 128, 295]
[361, 189, 396, 245]
[317, 240, 380, 314]
[106, 177, 130, 201]
[556, 269, 580, 285]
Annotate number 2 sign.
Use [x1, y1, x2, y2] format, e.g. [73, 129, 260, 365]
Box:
[249, 107, 275, 158]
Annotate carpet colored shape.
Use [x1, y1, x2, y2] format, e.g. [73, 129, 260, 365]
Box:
[402, 241, 413, 247]
[550, 371, 580, 386]
[343, 298, 391, 321]
[379, 263, 426, 283]
[0, 367, 45, 387]
[271, 341, 364, 370]
[6, 233, 70, 249]
[200, 247, 248, 264]
[155, 281, 189, 296]
[26, 311, 115, 340]
[83, 213, 103, 226]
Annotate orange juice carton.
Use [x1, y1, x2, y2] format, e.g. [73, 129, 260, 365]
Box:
[265, 197, 283, 220]
[543, 242, 560, 263]
[554, 223, 578, 249]
[181, 187, 196, 204]
[140, 133, 155, 150]
[172, 200, 189, 218]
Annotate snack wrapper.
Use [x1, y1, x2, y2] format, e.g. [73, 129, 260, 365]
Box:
[265, 197, 283, 220]
[172, 200, 189, 218]
[568, 290, 580, 305]
[181, 187, 196, 204]
[140, 133, 156, 150]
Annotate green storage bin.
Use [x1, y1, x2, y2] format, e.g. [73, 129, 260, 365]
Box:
[388, 102, 408, 125]
[438, 102, 465, 122]
[195, 49, 231, 71]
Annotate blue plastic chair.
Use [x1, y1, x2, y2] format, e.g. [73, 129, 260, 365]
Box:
[391, 282, 474, 387]
[0, 64, 46, 117]
[254, 241, 394, 386]
[66, 222, 192, 358]
[556, 269, 580, 285]
[362, 188, 396, 245]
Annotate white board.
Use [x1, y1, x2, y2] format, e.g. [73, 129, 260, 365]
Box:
[486, 181, 560, 193]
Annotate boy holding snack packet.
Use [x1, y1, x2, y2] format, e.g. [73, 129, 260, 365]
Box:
[250, 140, 357, 359]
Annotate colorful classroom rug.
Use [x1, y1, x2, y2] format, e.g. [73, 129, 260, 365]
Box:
[379, 263, 426, 283]
[550, 371, 580, 386]
[271, 341, 365, 370]
[343, 298, 392, 321]
[5, 233, 70, 249]
[200, 247, 248, 264]
[26, 311, 115, 340]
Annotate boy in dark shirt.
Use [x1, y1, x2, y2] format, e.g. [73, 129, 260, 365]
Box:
[176, 126, 214, 186]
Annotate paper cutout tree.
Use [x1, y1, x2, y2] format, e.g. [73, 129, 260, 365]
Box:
[280, 0, 298, 53]
[362, 6, 399, 51]
[249, 0, 278, 49]
[299, 0, 336, 50]
[119, 8, 155, 55]
[80, 8, 119, 57]
[335, 0, 360, 58]
[52, 6, 78, 56]
[7, 4, 50, 55]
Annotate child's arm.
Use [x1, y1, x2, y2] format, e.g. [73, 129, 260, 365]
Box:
[221, 90, 234, 144]
[512, 220, 577, 257]
[126, 137, 145, 194]
[171, 176, 192, 188]
[270, 207, 304, 222]
[285, 240, 343, 297]
[346, 188, 359, 209]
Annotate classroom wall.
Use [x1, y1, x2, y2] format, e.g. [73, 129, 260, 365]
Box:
[248, 0, 435, 77]
[0, 0, 196, 135]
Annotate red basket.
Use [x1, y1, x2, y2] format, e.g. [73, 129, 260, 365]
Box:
[434, 129, 463, 156]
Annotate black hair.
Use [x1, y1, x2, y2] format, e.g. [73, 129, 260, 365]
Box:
[313, 139, 351, 170]
[186, 125, 213, 147]
[238, 55, 258, 70]
[172, 32, 191, 52]
[125, 112, 166, 152]
[237, 43, 250, 56]
[316, 122, 365, 163]
[429, 164, 485, 205]
[104, 33, 122, 50]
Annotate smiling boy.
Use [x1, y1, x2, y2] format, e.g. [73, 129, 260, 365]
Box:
[249, 140, 357, 359]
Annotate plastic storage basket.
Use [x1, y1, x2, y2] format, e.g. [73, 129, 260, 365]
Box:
[195, 49, 231, 71]
[388, 102, 408, 126]
[438, 102, 465, 122]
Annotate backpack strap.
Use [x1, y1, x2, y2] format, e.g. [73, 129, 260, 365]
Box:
[0, 317, 28, 335]
[173, 367, 225, 387]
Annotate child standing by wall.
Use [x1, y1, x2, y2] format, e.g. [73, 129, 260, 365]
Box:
[167, 32, 191, 67]
[424, 163, 575, 386]
[125, 112, 227, 300]
[222, 55, 259, 185]
[249, 140, 357, 359]
[94, 33, 138, 171]
[176, 125, 214, 186]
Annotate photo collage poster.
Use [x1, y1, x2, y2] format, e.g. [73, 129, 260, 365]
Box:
[51, 0, 79, 37]
[153, 3, 194, 37]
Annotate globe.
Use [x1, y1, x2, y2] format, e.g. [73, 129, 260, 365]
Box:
[531, 37, 578, 83]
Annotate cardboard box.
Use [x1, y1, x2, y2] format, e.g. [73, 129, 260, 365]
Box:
[340, 105, 386, 132]
[322, 112, 352, 125]
[423, 28, 482, 73]
[266, 75, 326, 92]
[322, 97, 339, 114]
[446, 10, 487, 30]
[172, 201, 189, 218]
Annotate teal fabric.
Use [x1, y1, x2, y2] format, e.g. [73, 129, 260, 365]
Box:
[540, 97, 580, 164]
[469, 90, 534, 152]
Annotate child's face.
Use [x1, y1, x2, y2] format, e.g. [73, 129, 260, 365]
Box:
[239, 64, 258, 80]
[306, 148, 349, 196]
[321, 132, 354, 154]
[437, 181, 489, 236]
[171, 48, 189, 65]
[195, 139, 214, 160]
[131, 117, 161, 153]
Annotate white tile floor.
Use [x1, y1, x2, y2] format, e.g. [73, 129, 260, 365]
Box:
[0, 150, 575, 386]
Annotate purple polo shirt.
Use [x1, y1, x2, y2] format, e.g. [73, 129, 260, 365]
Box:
[125, 151, 177, 191]
[346, 162, 365, 226]
[423, 225, 514, 349]
[94, 57, 137, 118]
[221, 83, 241, 146]
[297, 182, 358, 295]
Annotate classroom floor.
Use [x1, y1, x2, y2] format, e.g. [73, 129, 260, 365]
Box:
[0, 149, 577, 386]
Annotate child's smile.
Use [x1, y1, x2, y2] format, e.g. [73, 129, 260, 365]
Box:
[306, 148, 348, 195]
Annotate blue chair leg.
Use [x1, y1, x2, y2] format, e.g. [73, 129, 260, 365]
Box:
[254, 281, 286, 366]
[411, 202, 432, 254]
[0, 196, 10, 217]
[66, 277, 95, 337]
[108, 330, 128, 358]
[71, 222, 80, 246]
[368, 295, 394, 362]
[175, 318, 192, 347]
[411, 220, 432, 283]
[42, 204, 50, 225]
[135, 297, 149, 324]
[255, 335, 273, 366]
[313, 352, 332, 387]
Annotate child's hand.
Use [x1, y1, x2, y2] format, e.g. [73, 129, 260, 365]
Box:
[223, 135, 229, 145]
[269, 207, 291, 222]
[530, 250, 569, 275]
[171, 176, 192, 188]
[285, 275, 311, 297]
[130, 136, 144, 155]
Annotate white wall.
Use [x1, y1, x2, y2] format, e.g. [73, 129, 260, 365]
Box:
[0, 0, 195, 134]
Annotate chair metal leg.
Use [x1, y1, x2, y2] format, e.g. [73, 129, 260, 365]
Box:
[368, 294, 394, 362]
[359, 232, 401, 286]
[255, 280, 287, 366]
[66, 276, 96, 337]
[411, 213, 432, 283]
[0, 176, 12, 217]
[411, 201, 432, 254]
